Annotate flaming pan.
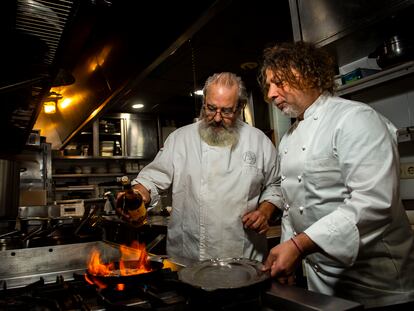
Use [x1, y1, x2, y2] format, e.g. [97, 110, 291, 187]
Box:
[178, 258, 270, 292]
[85, 258, 165, 286]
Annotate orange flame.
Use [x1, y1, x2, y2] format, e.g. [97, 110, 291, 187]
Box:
[85, 241, 153, 289]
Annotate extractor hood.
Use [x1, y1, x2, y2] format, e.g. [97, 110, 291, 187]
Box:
[0, 0, 79, 157]
[32, 0, 223, 150]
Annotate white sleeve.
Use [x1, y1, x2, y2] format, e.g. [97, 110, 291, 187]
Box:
[305, 108, 399, 266]
[131, 132, 176, 205]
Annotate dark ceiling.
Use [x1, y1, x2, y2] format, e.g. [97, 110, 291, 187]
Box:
[57, 0, 293, 129]
[112, 0, 293, 119]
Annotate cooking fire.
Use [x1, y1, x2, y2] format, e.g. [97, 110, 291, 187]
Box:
[85, 241, 154, 288]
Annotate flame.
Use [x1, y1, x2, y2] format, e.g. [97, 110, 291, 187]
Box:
[118, 241, 151, 275]
[85, 241, 154, 289]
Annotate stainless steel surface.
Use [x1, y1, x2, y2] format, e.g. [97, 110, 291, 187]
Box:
[0, 159, 20, 219]
[15, 142, 53, 203]
[178, 258, 270, 291]
[371, 34, 414, 68]
[0, 241, 121, 289]
[123, 115, 158, 159]
[15, 0, 74, 64]
[264, 282, 363, 311]
[0, 0, 76, 155]
[294, 0, 409, 45]
[18, 200, 84, 218]
[289, 0, 413, 67]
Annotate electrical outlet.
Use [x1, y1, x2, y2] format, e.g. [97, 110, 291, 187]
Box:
[401, 163, 414, 179]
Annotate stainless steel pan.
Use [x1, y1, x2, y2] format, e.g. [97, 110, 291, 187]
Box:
[177, 258, 270, 291]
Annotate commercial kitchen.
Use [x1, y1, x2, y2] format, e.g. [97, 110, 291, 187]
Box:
[1, 0, 413, 310]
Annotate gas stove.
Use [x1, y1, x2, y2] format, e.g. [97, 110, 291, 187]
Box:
[0, 241, 363, 311]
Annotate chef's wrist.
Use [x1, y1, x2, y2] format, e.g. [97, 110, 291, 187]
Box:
[293, 233, 319, 257]
[258, 201, 276, 221]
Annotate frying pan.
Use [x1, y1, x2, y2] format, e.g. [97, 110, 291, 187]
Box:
[86, 257, 165, 286]
[177, 258, 270, 292]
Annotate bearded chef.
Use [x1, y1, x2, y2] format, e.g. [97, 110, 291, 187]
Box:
[131, 72, 280, 262]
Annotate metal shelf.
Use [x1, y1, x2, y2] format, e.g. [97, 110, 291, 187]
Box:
[52, 156, 148, 160]
[52, 172, 139, 178]
[336, 61, 414, 96]
[55, 186, 96, 191]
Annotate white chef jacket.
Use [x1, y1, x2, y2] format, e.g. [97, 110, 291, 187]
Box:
[132, 119, 281, 262]
[278, 93, 414, 308]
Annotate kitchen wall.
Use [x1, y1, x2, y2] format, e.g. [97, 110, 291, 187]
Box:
[347, 74, 414, 200]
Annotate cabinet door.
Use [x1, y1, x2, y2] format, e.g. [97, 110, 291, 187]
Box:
[124, 117, 158, 158]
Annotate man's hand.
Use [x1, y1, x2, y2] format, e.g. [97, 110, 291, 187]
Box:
[132, 183, 151, 204]
[242, 209, 270, 234]
[263, 239, 302, 284]
[263, 233, 319, 285]
[242, 201, 276, 234]
[115, 183, 150, 221]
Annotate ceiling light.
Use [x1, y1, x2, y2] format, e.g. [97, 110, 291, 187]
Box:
[193, 89, 203, 96]
[132, 103, 144, 109]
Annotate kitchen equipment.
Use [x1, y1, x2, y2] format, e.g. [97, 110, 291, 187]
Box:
[178, 257, 270, 291]
[0, 159, 20, 219]
[0, 241, 363, 310]
[369, 34, 414, 68]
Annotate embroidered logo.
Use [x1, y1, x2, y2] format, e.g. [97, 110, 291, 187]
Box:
[243, 151, 256, 165]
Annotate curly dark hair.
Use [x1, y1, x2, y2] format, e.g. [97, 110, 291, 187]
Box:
[258, 41, 336, 96]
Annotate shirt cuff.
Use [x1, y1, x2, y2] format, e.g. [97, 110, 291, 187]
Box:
[304, 208, 359, 266]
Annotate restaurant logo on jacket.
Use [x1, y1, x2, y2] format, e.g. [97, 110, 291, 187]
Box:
[243, 151, 256, 165]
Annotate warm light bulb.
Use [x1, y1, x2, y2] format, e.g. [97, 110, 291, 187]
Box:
[59, 98, 72, 109]
[43, 102, 56, 114]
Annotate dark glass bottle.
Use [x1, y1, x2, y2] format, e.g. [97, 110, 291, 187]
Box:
[116, 176, 147, 225]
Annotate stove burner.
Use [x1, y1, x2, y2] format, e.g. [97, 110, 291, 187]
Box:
[0, 272, 273, 310]
[0, 277, 97, 311]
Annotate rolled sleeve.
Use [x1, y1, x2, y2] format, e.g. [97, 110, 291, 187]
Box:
[305, 208, 359, 266]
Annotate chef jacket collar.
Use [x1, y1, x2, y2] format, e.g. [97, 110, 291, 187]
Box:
[303, 92, 329, 120]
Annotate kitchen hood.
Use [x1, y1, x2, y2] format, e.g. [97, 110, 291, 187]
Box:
[32, 0, 224, 150]
[0, 0, 80, 157]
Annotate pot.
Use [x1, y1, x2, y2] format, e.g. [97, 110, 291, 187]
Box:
[369, 34, 414, 68]
[177, 258, 270, 292]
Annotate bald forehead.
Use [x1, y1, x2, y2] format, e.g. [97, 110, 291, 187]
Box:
[205, 84, 238, 107]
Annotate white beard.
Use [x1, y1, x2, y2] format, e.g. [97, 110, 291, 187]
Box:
[278, 103, 301, 118]
[198, 119, 240, 147]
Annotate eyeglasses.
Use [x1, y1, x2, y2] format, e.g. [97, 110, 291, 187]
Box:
[204, 104, 236, 118]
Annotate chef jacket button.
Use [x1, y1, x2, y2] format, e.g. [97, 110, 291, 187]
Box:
[284, 148, 288, 154]
[297, 175, 302, 182]
[284, 203, 290, 211]
[299, 206, 304, 214]
[302, 146, 306, 151]
[313, 116, 318, 120]
[281, 175, 286, 181]
[293, 231, 297, 236]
